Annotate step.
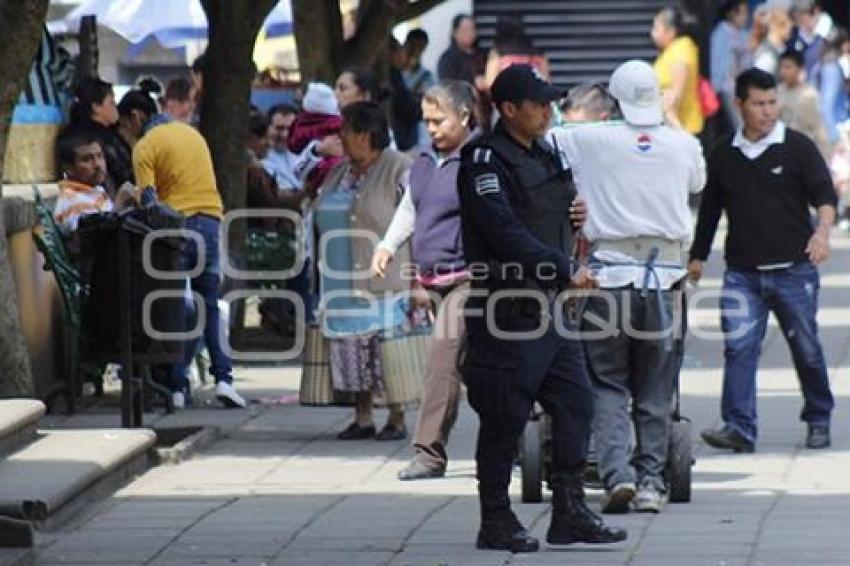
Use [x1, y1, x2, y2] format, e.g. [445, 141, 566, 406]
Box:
[0, 400, 45, 458]
[0, 428, 155, 527]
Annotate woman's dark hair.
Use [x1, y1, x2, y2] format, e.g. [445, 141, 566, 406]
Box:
[494, 16, 537, 56]
[341, 101, 390, 151]
[69, 76, 113, 125]
[451, 14, 473, 42]
[657, 6, 699, 39]
[191, 52, 207, 75]
[339, 66, 386, 103]
[735, 67, 777, 101]
[249, 106, 270, 138]
[118, 81, 159, 120]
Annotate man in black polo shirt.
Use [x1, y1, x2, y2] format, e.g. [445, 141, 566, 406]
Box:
[689, 68, 836, 452]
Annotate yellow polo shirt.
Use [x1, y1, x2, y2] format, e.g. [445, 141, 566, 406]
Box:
[654, 36, 703, 135]
[133, 122, 223, 218]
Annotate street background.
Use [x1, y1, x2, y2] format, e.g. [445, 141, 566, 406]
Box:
[4, 227, 850, 566]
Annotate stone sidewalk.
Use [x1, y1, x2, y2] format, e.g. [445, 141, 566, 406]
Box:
[5, 233, 850, 566]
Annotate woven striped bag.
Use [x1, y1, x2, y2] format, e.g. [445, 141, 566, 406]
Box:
[299, 325, 356, 406]
[381, 329, 431, 408]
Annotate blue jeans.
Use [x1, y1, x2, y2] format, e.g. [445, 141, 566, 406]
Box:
[171, 214, 232, 390]
[720, 263, 833, 442]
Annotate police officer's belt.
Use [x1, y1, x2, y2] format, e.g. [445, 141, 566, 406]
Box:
[591, 237, 685, 266]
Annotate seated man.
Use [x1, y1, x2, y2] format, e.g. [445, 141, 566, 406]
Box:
[54, 132, 114, 236]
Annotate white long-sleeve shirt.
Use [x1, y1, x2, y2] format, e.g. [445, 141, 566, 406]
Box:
[377, 187, 415, 255]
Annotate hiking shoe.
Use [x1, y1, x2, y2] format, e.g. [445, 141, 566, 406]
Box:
[600, 482, 636, 514]
[215, 381, 246, 409]
[633, 481, 666, 513]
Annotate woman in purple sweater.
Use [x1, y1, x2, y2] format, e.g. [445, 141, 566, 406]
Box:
[372, 81, 477, 480]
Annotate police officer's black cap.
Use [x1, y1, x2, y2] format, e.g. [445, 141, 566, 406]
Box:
[490, 64, 565, 106]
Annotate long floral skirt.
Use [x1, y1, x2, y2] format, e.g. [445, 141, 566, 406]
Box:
[328, 334, 384, 393]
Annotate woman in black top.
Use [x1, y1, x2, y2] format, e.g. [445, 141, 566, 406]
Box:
[437, 15, 485, 86]
[62, 76, 133, 196]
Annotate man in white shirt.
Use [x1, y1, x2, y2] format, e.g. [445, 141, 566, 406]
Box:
[262, 103, 301, 190]
[550, 60, 706, 514]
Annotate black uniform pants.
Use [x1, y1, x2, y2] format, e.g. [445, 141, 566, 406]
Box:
[463, 313, 594, 496]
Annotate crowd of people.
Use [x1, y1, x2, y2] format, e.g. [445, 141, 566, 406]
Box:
[45, 1, 845, 553]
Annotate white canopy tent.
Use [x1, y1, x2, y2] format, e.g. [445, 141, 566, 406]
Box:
[50, 0, 293, 48]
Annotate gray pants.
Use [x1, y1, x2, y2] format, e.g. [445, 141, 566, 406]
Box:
[582, 287, 683, 491]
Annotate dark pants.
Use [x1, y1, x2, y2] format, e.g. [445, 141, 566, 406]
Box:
[171, 214, 232, 392]
[464, 304, 594, 496]
[720, 263, 833, 442]
[582, 287, 681, 491]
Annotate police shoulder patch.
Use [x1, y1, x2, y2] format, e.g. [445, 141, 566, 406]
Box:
[472, 147, 493, 164]
[474, 172, 500, 196]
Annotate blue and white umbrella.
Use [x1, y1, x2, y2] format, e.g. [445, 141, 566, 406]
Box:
[54, 0, 292, 48]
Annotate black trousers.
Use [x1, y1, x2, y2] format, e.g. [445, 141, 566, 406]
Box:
[463, 314, 594, 496]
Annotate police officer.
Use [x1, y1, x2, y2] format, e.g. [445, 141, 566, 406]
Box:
[458, 64, 627, 552]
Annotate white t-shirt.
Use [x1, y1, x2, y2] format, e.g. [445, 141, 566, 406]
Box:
[549, 121, 705, 241]
[548, 121, 706, 288]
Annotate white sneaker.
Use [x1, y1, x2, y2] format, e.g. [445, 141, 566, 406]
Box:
[172, 391, 185, 410]
[633, 482, 666, 513]
[600, 482, 636, 514]
[215, 381, 246, 408]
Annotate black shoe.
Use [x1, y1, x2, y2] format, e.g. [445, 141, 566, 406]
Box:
[701, 426, 755, 453]
[375, 423, 407, 441]
[477, 509, 539, 553]
[398, 459, 445, 481]
[337, 422, 376, 440]
[806, 424, 831, 449]
[546, 472, 628, 545]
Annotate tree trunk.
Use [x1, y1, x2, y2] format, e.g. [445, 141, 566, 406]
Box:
[199, 0, 277, 252]
[0, 0, 49, 399]
[293, 0, 447, 82]
[0, 0, 50, 185]
[291, 0, 343, 84]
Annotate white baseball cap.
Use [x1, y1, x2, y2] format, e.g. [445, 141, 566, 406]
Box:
[608, 60, 663, 127]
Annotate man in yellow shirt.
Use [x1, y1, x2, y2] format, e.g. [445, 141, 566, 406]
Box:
[133, 117, 245, 409]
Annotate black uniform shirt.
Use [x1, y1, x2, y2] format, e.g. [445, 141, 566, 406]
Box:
[457, 122, 576, 287]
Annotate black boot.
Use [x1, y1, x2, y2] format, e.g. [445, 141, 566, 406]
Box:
[0, 515, 33, 547]
[476, 490, 539, 553]
[546, 472, 628, 545]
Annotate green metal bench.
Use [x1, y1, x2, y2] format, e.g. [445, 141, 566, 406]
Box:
[31, 188, 88, 412]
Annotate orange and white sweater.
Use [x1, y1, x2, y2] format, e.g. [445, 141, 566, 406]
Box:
[53, 179, 113, 234]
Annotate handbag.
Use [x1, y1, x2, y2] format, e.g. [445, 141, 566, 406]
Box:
[697, 77, 720, 118]
[381, 328, 431, 408]
[299, 325, 354, 406]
